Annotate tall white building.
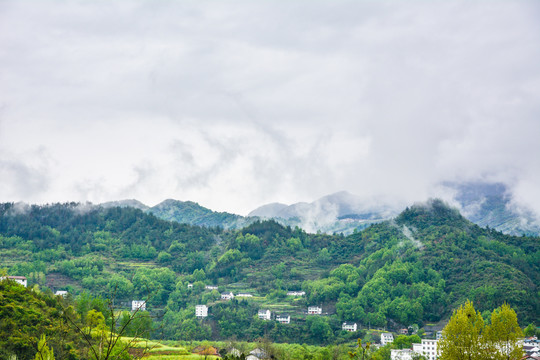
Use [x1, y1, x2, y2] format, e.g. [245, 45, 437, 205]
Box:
[412, 339, 439, 360]
[381, 333, 394, 345]
[196, 305, 208, 318]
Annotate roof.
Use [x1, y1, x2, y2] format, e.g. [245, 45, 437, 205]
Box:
[7, 276, 27, 280]
[343, 322, 357, 326]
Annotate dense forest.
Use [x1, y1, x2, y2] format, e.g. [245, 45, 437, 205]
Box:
[1, 199, 538, 346]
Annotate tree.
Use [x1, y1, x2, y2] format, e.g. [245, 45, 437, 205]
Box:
[35, 335, 55, 360]
[439, 301, 523, 360]
[484, 303, 523, 360]
[348, 339, 372, 360]
[438, 300, 487, 360]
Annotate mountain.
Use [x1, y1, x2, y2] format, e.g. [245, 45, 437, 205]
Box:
[93, 181, 540, 236]
[442, 181, 540, 236]
[249, 183, 540, 236]
[249, 191, 402, 234]
[0, 200, 538, 344]
[100, 199, 149, 211]
[147, 199, 257, 230]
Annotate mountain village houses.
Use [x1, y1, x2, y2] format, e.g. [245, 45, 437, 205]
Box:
[221, 292, 235, 300]
[286, 291, 305, 296]
[391, 339, 439, 360]
[1, 275, 27, 287]
[258, 309, 272, 321]
[342, 322, 357, 332]
[381, 332, 394, 346]
[276, 314, 290, 324]
[307, 306, 322, 315]
[196, 305, 208, 318]
[132, 300, 146, 311]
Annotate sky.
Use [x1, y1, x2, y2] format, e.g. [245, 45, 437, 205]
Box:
[1, 1, 540, 215]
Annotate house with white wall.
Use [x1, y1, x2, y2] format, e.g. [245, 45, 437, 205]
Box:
[196, 305, 208, 318]
[381, 333, 394, 345]
[132, 300, 146, 311]
[258, 309, 271, 320]
[412, 339, 438, 360]
[1, 276, 27, 287]
[221, 292, 235, 300]
[276, 314, 290, 324]
[342, 322, 357, 332]
[308, 306, 322, 315]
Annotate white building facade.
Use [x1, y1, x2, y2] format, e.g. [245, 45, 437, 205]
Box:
[308, 306, 322, 315]
[276, 314, 290, 324]
[381, 333, 394, 345]
[412, 339, 438, 360]
[132, 300, 146, 311]
[221, 292, 235, 300]
[342, 322, 358, 332]
[258, 309, 271, 320]
[1, 276, 27, 287]
[196, 305, 208, 318]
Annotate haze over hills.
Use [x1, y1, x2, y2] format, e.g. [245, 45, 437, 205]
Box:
[95, 181, 540, 236]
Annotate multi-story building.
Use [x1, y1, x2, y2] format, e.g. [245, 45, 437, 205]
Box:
[308, 306, 322, 315]
[258, 309, 271, 320]
[196, 305, 208, 318]
[412, 339, 438, 360]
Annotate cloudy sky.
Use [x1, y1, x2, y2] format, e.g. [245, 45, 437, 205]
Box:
[1, 1, 539, 215]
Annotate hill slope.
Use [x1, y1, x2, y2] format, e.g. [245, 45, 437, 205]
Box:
[0, 200, 538, 344]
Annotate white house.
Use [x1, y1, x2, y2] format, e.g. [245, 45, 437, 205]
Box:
[381, 333, 394, 345]
[258, 309, 271, 320]
[287, 291, 305, 296]
[132, 300, 146, 311]
[196, 305, 208, 318]
[436, 331, 443, 340]
[55, 290, 68, 297]
[308, 306, 322, 315]
[391, 349, 415, 360]
[412, 339, 439, 360]
[276, 314, 290, 324]
[187, 283, 193, 289]
[205, 285, 218, 290]
[1, 276, 27, 287]
[236, 293, 253, 298]
[221, 292, 235, 300]
[342, 322, 357, 332]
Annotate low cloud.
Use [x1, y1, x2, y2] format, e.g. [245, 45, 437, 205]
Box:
[0, 1, 539, 215]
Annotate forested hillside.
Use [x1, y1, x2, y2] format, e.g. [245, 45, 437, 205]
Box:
[0, 200, 538, 345]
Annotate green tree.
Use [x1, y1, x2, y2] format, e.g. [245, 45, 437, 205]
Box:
[524, 323, 537, 337]
[439, 301, 523, 360]
[484, 303, 523, 360]
[35, 335, 55, 360]
[438, 300, 487, 360]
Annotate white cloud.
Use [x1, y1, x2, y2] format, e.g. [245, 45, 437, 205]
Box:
[0, 1, 539, 215]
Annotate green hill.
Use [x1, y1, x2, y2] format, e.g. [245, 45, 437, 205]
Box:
[0, 200, 538, 345]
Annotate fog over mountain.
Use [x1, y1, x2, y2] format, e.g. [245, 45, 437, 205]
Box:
[95, 181, 540, 236]
[1, 1, 539, 216]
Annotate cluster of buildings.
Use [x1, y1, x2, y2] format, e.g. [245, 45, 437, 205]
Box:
[524, 337, 540, 358]
[390, 337, 439, 360]
[257, 309, 290, 324]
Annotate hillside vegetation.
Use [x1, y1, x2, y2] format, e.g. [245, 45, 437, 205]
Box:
[0, 199, 538, 346]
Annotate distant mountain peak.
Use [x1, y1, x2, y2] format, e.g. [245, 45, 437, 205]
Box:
[98, 199, 149, 211]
